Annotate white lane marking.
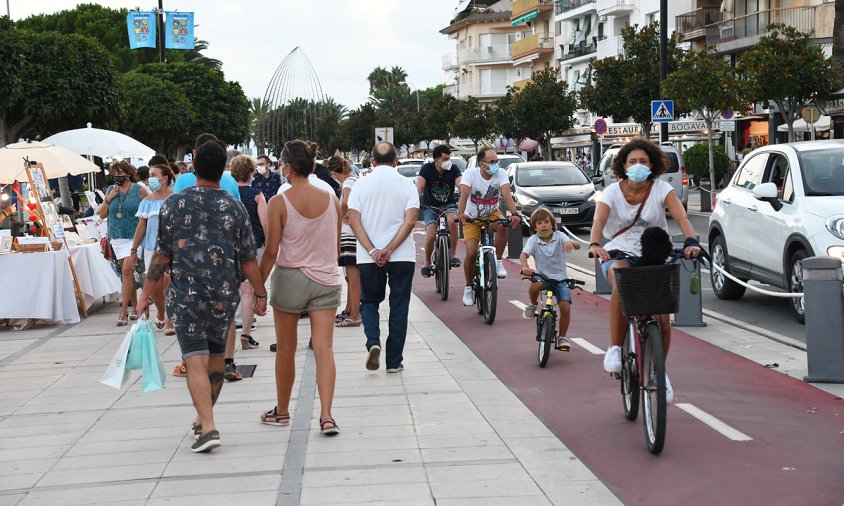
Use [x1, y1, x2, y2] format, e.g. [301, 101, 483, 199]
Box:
[570, 338, 604, 355]
[675, 403, 753, 441]
[510, 300, 527, 311]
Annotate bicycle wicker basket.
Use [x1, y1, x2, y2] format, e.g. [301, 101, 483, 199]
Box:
[614, 264, 680, 316]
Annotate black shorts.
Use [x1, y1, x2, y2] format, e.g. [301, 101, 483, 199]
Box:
[167, 291, 236, 359]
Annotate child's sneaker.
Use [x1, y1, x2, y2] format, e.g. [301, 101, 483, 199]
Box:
[555, 336, 571, 351]
[522, 304, 537, 319]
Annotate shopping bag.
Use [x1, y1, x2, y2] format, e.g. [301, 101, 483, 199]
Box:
[140, 323, 166, 393]
[125, 319, 151, 370]
[100, 325, 133, 389]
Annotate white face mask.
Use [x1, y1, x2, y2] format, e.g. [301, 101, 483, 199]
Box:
[256, 165, 267, 175]
[440, 160, 453, 171]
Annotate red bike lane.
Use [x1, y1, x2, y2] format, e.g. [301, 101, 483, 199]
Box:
[411, 240, 844, 505]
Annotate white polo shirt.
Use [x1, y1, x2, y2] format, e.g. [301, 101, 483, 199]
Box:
[277, 174, 335, 195]
[347, 165, 419, 264]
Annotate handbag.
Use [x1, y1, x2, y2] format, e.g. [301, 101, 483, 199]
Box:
[612, 181, 653, 239]
[100, 325, 134, 389]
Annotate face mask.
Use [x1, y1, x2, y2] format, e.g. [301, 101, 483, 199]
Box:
[625, 163, 652, 183]
[537, 229, 553, 239]
[441, 160, 453, 171]
[148, 177, 162, 191]
[484, 162, 501, 175]
[113, 176, 128, 186]
[268, 165, 277, 173]
[256, 165, 267, 175]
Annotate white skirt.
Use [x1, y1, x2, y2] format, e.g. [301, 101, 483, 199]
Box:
[110, 238, 134, 260]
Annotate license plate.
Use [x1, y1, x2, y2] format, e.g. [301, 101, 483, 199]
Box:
[551, 207, 579, 215]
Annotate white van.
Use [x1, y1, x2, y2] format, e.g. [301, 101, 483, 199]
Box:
[595, 143, 689, 210]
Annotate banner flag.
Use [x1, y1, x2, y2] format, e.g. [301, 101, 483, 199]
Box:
[165, 12, 195, 50]
[127, 11, 156, 50]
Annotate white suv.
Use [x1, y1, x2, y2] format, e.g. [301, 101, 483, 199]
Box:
[708, 140, 844, 322]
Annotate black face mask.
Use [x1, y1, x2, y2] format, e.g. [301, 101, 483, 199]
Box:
[113, 176, 128, 186]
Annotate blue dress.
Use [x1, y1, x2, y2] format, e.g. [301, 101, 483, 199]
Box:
[238, 185, 265, 248]
[135, 199, 166, 251]
[107, 184, 143, 239]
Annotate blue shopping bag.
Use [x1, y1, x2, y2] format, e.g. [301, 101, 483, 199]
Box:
[125, 319, 166, 392]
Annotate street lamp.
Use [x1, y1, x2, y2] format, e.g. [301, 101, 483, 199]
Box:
[407, 82, 421, 113]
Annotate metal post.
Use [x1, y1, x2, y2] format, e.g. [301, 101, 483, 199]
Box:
[593, 237, 611, 295]
[659, 0, 668, 144]
[672, 234, 706, 327]
[157, 0, 165, 63]
[6, 0, 10, 18]
[803, 256, 844, 383]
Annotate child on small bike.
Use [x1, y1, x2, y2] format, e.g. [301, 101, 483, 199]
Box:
[519, 207, 581, 351]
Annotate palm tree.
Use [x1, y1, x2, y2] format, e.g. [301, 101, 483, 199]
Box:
[369, 84, 416, 119]
[250, 97, 270, 155]
[389, 66, 408, 86]
[367, 67, 391, 92]
[181, 39, 223, 70]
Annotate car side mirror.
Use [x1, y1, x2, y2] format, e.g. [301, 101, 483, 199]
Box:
[753, 182, 782, 211]
[592, 175, 604, 186]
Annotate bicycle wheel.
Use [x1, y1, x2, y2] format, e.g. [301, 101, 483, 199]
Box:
[537, 313, 554, 368]
[621, 327, 639, 421]
[641, 322, 667, 455]
[437, 235, 449, 301]
[482, 251, 498, 324]
[433, 242, 441, 294]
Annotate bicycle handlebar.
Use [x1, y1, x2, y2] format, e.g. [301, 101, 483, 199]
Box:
[464, 217, 512, 225]
[522, 272, 585, 288]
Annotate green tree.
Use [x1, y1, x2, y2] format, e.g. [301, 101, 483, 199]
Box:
[0, 21, 24, 131]
[367, 66, 391, 92]
[834, 2, 844, 81]
[136, 62, 250, 152]
[250, 97, 270, 155]
[1, 30, 118, 146]
[117, 72, 193, 156]
[421, 90, 457, 152]
[581, 23, 683, 135]
[683, 142, 729, 184]
[345, 104, 378, 155]
[451, 97, 492, 154]
[665, 46, 741, 204]
[370, 83, 418, 118]
[738, 24, 840, 142]
[511, 68, 576, 155]
[491, 89, 520, 140]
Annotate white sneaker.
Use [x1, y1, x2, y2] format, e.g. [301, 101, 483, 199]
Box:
[665, 373, 673, 404]
[522, 304, 537, 320]
[603, 345, 622, 373]
[462, 286, 475, 307]
[496, 259, 507, 278]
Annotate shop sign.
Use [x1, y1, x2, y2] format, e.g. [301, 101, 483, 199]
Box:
[818, 94, 844, 116]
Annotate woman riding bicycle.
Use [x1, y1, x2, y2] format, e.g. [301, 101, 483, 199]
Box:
[588, 139, 701, 402]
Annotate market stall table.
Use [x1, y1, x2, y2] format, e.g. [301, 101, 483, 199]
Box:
[68, 242, 121, 308]
[0, 249, 80, 324]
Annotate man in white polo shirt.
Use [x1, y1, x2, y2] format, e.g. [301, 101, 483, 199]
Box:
[348, 142, 419, 373]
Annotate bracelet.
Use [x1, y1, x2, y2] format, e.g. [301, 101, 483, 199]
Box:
[130, 248, 138, 253]
[368, 247, 378, 255]
[255, 292, 268, 299]
[589, 242, 600, 248]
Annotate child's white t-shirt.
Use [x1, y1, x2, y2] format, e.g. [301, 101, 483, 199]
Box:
[523, 231, 569, 280]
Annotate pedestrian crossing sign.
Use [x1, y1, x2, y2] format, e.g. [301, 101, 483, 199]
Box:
[651, 100, 674, 123]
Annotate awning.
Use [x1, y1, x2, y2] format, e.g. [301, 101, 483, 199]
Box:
[551, 134, 592, 149]
[512, 10, 538, 26]
[777, 115, 831, 132]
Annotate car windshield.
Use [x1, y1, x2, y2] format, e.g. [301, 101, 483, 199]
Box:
[450, 158, 467, 172]
[516, 166, 589, 187]
[499, 157, 524, 170]
[797, 148, 844, 196]
[397, 165, 422, 178]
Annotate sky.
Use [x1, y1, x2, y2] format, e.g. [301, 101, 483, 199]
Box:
[9, 0, 458, 110]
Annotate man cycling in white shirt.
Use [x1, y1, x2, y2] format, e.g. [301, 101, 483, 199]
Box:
[457, 147, 520, 307]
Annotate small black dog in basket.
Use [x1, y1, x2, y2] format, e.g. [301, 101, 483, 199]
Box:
[638, 226, 673, 266]
[616, 227, 680, 316]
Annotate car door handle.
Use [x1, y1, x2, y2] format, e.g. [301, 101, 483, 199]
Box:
[748, 205, 758, 212]
[720, 197, 732, 205]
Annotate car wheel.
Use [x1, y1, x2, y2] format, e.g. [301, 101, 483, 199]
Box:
[788, 249, 808, 324]
[710, 235, 746, 300]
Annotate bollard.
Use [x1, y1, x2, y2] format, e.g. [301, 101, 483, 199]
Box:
[507, 219, 523, 259]
[803, 256, 844, 383]
[672, 235, 706, 327]
[593, 237, 611, 295]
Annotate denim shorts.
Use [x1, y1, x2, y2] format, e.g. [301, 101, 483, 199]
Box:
[600, 251, 640, 279]
[549, 283, 572, 304]
[422, 205, 457, 226]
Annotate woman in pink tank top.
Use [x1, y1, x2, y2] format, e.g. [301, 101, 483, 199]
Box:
[259, 140, 343, 435]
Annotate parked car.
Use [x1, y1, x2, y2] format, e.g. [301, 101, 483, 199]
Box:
[595, 143, 689, 210]
[708, 140, 844, 323]
[507, 161, 597, 229]
[397, 163, 423, 184]
[466, 153, 525, 171]
[398, 158, 422, 165]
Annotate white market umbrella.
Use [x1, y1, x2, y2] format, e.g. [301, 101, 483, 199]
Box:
[0, 141, 101, 184]
[777, 115, 831, 133]
[43, 123, 155, 161]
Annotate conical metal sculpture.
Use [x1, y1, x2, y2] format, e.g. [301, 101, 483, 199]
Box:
[261, 47, 325, 156]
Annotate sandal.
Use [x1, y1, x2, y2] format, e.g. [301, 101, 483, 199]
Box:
[260, 407, 290, 426]
[334, 311, 350, 323]
[164, 327, 176, 336]
[241, 334, 260, 350]
[155, 318, 166, 330]
[335, 317, 362, 328]
[173, 362, 187, 377]
[116, 313, 128, 327]
[319, 417, 339, 435]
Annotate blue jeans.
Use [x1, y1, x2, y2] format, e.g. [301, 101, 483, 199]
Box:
[359, 261, 415, 369]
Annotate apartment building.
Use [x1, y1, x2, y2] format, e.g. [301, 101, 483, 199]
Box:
[441, 0, 534, 104]
[510, 0, 558, 87]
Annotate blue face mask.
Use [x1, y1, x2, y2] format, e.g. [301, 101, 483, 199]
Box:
[148, 177, 162, 191]
[625, 163, 651, 183]
[485, 162, 501, 175]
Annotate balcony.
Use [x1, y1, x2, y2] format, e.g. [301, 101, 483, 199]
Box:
[555, 0, 597, 16]
[513, 78, 532, 90]
[597, 35, 624, 60]
[676, 8, 723, 41]
[458, 44, 513, 65]
[512, 0, 555, 26]
[706, 4, 833, 53]
[444, 82, 511, 101]
[512, 33, 555, 62]
[442, 53, 458, 71]
[560, 36, 600, 62]
[597, 0, 634, 18]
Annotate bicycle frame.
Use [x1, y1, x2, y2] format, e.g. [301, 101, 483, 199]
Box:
[476, 226, 496, 293]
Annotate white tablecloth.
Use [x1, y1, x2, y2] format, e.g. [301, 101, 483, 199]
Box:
[68, 242, 121, 308]
[0, 250, 80, 323]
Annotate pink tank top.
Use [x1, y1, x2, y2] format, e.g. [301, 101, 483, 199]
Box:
[276, 192, 341, 286]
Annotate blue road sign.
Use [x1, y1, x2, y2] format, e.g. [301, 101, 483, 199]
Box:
[721, 107, 735, 120]
[594, 118, 607, 135]
[651, 100, 674, 123]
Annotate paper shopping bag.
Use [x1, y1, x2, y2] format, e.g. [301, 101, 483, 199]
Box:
[100, 326, 133, 389]
[140, 323, 166, 393]
[125, 320, 153, 370]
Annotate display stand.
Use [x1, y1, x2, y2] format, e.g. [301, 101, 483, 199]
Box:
[24, 163, 88, 318]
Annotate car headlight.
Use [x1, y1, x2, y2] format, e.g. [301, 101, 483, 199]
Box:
[516, 194, 538, 206]
[587, 192, 597, 205]
[826, 216, 844, 240]
[828, 246, 844, 262]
